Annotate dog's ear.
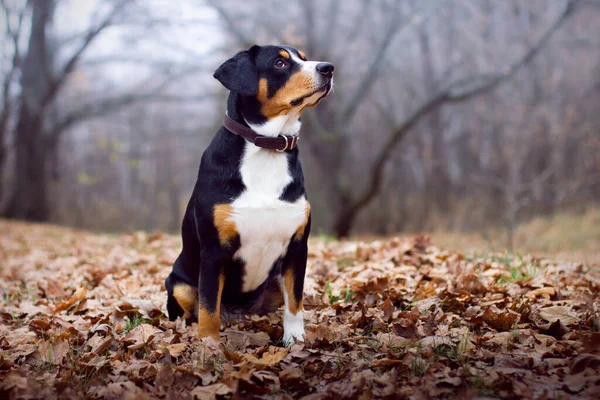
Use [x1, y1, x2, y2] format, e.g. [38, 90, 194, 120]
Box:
[214, 48, 259, 96]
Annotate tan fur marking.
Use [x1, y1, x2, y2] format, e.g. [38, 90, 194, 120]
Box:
[294, 201, 311, 240]
[213, 204, 237, 245]
[297, 51, 306, 61]
[279, 49, 290, 59]
[197, 274, 224, 340]
[173, 284, 197, 320]
[284, 269, 302, 315]
[257, 73, 315, 119]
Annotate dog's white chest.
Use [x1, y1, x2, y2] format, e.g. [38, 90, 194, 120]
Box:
[229, 144, 306, 292]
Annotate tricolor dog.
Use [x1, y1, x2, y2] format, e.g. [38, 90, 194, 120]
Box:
[165, 45, 334, 346]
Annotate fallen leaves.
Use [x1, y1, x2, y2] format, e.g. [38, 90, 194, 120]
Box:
[53, 287, 87, 313]
[0, 220, 599, 399]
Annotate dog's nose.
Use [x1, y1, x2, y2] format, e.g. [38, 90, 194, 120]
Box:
[316, 62, 334, 76]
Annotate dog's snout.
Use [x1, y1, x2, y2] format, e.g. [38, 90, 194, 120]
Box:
[316, 62, 334, 76]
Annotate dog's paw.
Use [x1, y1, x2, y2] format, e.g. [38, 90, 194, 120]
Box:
[282, 327, 305, 347]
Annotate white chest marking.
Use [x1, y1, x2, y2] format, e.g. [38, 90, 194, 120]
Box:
[229, 144, 306, 292]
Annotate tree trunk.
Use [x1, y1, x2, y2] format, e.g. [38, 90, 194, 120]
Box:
[2, 0, 55, 221]
[419, 28, 450, 217]
[4, 102, 49, 221]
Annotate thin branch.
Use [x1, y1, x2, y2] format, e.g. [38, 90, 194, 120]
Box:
[0, 0, 25, 147]
[337, 7, 410, 127]
[40, 0, 130, 109]
[444, 0, 579, 102]
[49, 92, 217, 138]
[207, 0, 253, 47]
[48, 62, 218, 137]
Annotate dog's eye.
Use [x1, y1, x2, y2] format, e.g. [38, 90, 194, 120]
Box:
[274, 59, 287, 68]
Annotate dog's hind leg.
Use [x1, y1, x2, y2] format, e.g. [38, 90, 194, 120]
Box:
[165, 272, 197, 321]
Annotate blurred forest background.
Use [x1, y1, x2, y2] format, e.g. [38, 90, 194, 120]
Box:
[1, 0, 599, 249]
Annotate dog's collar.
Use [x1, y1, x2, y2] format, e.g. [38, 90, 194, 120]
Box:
[223, 115, 299, 152]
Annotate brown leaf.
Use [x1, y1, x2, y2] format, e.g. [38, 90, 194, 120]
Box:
[371, 358, 404, 368]
[54, 287, 87, 313]
[525, 287, 555, 299]
[538, 306, 579, 326]
[483, 332, 515, 348]
[545, 319, 569, 339]
[155, 363, 175, 387]
[376, 332, 412, 349]
[223, 329, 270, 350]
[279, 368, 303, 381]
[122, 324, 162, 351]
[380, 298, 395, 321]
[190, 383, 233, 399]
[482, 306, 520, 331]
[242, 347, 288, 368]
[391, 320, 417, 339]
[120, 299, 162, 319]
[571, 353, 600, 373]
[165, 342, 186, 358]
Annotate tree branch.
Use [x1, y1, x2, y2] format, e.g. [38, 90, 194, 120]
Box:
[207, 0, 254, 47]
[40, 0, 130, 109]
[0, 0, 25, 148]
[337, 6, 410, 128]
[49, 92, 217, 139]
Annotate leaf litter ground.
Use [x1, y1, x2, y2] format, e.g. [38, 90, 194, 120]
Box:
[1, 220, 599, 399]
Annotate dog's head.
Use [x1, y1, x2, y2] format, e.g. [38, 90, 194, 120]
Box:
[214, 45, 334, 136]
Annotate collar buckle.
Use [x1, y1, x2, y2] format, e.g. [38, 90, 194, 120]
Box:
[276, 135, 289, 152]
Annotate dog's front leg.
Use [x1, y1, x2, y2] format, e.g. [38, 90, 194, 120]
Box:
[280, 214, 310, 346]
[197, 249, 225, 341]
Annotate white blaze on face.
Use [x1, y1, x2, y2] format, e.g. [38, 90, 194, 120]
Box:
[247, 49, 329, 137]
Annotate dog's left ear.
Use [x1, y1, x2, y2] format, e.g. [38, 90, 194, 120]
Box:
[214, 47, 259, 96]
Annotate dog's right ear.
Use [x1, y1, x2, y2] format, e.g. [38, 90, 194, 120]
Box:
[213, 49, 259, 96]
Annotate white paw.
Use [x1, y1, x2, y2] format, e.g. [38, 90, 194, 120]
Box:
[283, 309, 305, 347]
[283, 327, 305, 347]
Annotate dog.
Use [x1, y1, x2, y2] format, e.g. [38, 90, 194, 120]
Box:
[164, 45, 334, 346]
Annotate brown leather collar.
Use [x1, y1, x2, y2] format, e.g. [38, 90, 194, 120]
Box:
[223, 115, 299, 152]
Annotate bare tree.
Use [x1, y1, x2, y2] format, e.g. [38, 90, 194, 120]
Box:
[0, 0, 213, 221]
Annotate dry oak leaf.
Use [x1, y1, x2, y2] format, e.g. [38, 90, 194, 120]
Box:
[87, 333, 112, 356]
[191, 383, 233, 399]
[482, 305, 520, 331]
[155, 363, 175, 387]
[122, 323, 162, 351]
[165, 342, 186, 358]
[537, 306, 579, 326]
[242, 346, 288, 368]
[483, 332, 515, 348]
[380, 298, 395, 321]
[571, 353, 600, 373]
[376, 332, 412, 349]
[419, 336, 454, 353]
[120, 299, 162, 319]
[525, 287, 555, 299]
[98, 381, 151, 400]
[223, 329, 270, 350]
[53, 287, 87, 313]
[6, 344, 37, 362]
[371, 358, 404, 368]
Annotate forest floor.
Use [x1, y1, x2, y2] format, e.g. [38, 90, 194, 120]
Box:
[1, 219, 599, 399]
